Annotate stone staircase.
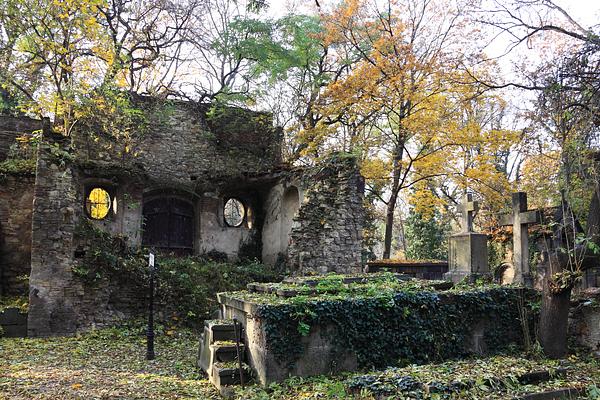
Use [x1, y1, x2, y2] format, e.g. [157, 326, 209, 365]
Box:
[198, 319, 250, 393]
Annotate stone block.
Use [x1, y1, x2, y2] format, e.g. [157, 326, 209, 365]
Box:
[445, 233, 489, 283]
[0, 308, 28, 337]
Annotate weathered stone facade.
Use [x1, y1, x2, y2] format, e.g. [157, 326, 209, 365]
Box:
[0, 175, 34, 295]
[0, 115, 41, 160]
[0, 101, 366, 336]
[287, 157, 365, 275]
[0, 114, 40, 296]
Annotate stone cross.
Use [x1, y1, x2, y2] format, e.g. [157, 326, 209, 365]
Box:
[459, 194, 479, 233]
[499, 192, 540, 286]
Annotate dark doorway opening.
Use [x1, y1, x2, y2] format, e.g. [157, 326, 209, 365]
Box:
[142, 197, 194, 255]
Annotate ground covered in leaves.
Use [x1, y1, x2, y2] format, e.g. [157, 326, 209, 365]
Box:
[1, 323, 599, 399]
[235, 355, 600, 399]
[0, 324, 219, 399]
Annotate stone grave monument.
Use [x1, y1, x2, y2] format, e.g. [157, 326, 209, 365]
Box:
[499, 192, 540, 286]
[444, 194, 489, 283]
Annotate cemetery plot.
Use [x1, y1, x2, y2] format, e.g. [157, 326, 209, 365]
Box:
[217, 274, 538, 385]
[240, 355, 599, 400]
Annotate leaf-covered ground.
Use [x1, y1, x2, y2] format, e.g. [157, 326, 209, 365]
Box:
[235, 355, 600, 399]
[1, 325, 599, 399]
[0, 325, 219, 399]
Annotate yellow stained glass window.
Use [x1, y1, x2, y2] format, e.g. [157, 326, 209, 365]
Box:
[86, 188, 111, 220]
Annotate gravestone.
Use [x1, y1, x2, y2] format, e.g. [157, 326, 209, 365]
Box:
[444, 194, 489, 283]
[499, 192, 540, 286]
[0, 308, 28, 337]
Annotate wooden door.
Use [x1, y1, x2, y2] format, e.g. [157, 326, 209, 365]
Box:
[142, 197, 194, 254]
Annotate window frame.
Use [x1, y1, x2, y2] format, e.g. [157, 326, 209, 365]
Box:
[84, 186, 116, 220]
[223, 197, 246, 228]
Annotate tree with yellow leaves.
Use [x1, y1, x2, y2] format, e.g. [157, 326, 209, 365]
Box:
[0, 0, 195, 141]
[297, 0, 518, 258]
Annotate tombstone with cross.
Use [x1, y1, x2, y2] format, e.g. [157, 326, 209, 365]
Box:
[498, 192, 540, 286]
[444, 193, 490, 283]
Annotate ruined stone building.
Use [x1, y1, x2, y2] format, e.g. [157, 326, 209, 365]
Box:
[0, 98, 364, 336]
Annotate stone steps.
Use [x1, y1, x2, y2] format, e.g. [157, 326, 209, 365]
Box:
[197, 319, 249, 394]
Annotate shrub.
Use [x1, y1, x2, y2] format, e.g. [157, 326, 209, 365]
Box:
[156, 256, 283, 324]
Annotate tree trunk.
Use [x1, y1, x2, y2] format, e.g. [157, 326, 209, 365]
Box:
[383, 191, 398, 259]
[382, 144, 404, 259]
[538, 255, 571, 358]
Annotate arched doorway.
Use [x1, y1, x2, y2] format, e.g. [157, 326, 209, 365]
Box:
[142, 196, 194, 255]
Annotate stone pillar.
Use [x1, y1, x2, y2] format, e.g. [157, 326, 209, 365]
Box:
[28, 135, 79, 336]
[287, 156, 364, 275]
[444, 194, 489, 283]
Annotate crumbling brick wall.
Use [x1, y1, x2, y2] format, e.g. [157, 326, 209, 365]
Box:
[287, 156, 365, 274]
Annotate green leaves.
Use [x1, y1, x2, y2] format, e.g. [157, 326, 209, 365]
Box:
[253, 283, 534, 369]
[404, 208, 450, 261]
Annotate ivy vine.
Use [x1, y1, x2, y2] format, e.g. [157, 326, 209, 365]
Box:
[255, 286, 536, 370]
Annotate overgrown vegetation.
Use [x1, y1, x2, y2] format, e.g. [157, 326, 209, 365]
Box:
[403, 208, 450, 261]
[234, 355, 600, 399]
[0, 158, 35, 176]
[72, 220, 284, 325]
[0, 295, 29, 313]
[227, 275, 536, 369]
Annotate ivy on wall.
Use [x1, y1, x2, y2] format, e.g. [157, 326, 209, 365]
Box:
[253, 283, 536, 369]
[72, 220, 283, 324]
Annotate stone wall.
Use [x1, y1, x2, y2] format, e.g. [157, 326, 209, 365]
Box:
[73, 99, 282, 191]
[28, 134, 80, 336]
[25, 100, 283, 334]
[262, 180, 303, 266]
[0, 175, 34, 295]
[0, 115, 41, 161]
[569, 288, 600, 352]
[287, 157, 365, 274]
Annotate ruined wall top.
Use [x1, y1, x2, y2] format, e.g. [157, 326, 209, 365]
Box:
[0, 114, 42, 161]
[69, 97, 283, 191]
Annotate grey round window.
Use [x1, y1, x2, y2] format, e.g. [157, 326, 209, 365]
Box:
[224, 198, 245, 227]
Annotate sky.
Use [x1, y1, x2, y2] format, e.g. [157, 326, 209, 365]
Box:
[267, 0, 600, 30]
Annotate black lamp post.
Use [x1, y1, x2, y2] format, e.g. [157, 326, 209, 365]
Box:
[147, 252, 156, 360]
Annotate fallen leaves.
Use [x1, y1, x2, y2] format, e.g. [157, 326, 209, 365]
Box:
[0, 325, 219, 399]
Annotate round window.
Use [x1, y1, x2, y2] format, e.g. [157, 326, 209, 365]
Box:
[86, 188, 111, 220]
[224, 198, 245, 227]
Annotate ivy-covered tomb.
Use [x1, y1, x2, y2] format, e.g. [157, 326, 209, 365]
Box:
[215, 274, 536, 385]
